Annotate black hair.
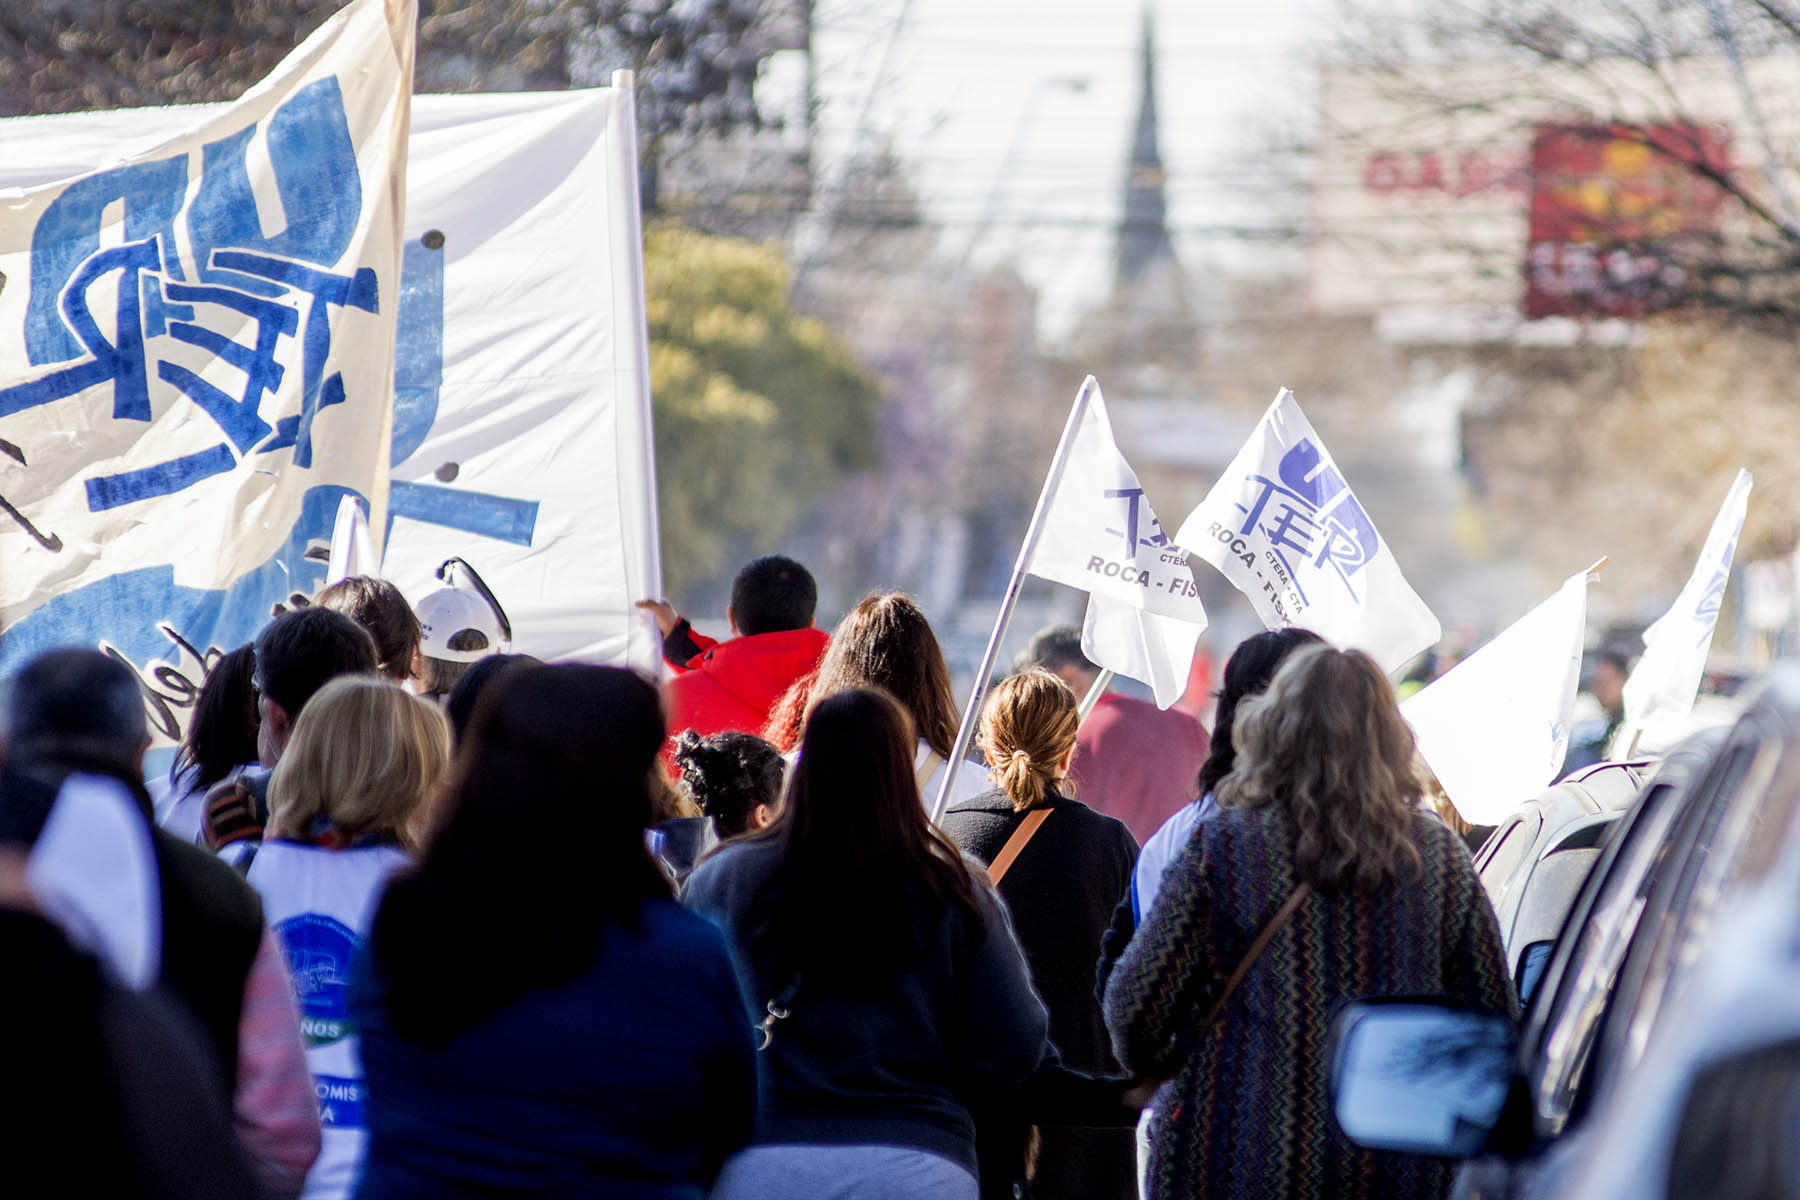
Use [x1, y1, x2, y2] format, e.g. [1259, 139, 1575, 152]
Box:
[1019, 625, 1095, 676]
[315, 576, 422, 683]
[1594, 649, 1631, 677]
[673, 730, 785, 838]
[443, 653, 541, 743]
[3, 648, 147, 769]
[253, 607, 378, 719]
[742, 687, 982, 985]
[370, 664, 672, 1044]
[174, 645, 260, 791]
[731, 555, 817, 636]
[1195, 627, 1326, 798]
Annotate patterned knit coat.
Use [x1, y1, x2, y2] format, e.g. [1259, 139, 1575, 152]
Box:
[1102, 805, 1517, 1200]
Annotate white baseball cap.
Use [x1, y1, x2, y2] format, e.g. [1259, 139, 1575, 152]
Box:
[417, 587, 505, 663]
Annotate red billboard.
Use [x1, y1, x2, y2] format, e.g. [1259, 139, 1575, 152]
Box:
[1524, 122, 1734, 319]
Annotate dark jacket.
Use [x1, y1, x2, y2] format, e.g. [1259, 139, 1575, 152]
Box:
[680, 833, 1050, 1178]
[0, 756, 263, 1092]
[1, 909, 264, 1199]
[1104, 806, 1517, 1200]
[942, 789, 1140, 1200]
[663, 626, 829, 743]
[354, 899, 756, 1199]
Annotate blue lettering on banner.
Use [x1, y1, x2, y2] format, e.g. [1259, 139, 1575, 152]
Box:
[0, 484, 356, 747]
[384, 234, 540, 548]
[1232, 438, 1381, 606]
[274, 911, 360, 1050]
[1103, 486, 1183, 563]
[0, 77, 374, 522]
[313, 1074, 365, 1130]
[391, 237, 444, 466]
[388, 479, 539, 547]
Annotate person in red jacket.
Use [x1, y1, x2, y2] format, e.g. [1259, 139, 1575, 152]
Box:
[638, 556, 830, 744]
[1023, 627, 1209, 846]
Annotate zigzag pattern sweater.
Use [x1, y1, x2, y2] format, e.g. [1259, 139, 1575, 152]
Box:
[1103, 805, 1516, 1200]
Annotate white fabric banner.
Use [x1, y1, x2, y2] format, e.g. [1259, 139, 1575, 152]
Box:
[380, 88, 661, 670]
[1025, 377, 1208, 706]
[1616, 468, 1752, 754]
[1173, 389, 1439, 674]
[0, 74, 661, 737]
[1403, 567, 1592, 826]
[0, 0, 414, 743]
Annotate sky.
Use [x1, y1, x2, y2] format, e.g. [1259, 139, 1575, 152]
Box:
[804, 0, 1324, 335]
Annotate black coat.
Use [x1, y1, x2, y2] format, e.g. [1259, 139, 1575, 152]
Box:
[942, 788, 1140, 1200]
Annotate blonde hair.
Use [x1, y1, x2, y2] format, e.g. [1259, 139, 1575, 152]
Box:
[978, 668, 1079, 812]
[268, 676, 451, 851]
[1215, 646, 1424, 892]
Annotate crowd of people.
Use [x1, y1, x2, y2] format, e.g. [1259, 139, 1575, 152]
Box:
[0, 552, 1516, 1199]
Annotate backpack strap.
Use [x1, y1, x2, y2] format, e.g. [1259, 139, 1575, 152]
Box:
[987, 808, 1052, 886]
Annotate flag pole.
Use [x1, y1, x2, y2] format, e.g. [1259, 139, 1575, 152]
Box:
[1077, 668, 1114, 723]
[930, 376, 1100, 824]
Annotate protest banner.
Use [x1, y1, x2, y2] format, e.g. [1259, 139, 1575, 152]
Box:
[1173, 389, 1439, 674]
[1614, 469, 1752, 755]
[0, 0, 414, 747]
[376, 84, 661, 671]
[930, 377, 1209, 820]
[1403, 563, 1598, 825]
[0, 75, 662, 743]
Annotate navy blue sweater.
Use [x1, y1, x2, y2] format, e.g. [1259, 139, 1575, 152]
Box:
[353, 899, 756, 1199]
[680, 835, 1049, 1176]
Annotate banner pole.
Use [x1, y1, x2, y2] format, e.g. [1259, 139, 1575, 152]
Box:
[1077, 668, 1114, 724]
[930, 376, 1098, 824]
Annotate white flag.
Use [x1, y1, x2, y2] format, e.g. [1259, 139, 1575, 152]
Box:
[326, 495, 378, 585]
[1080, 598, 1202, 708]
[0, 0, 414, 746]
[1616, 469, 1752, 754]
[1403, 567, 1593, 826]
[1173, 389, 1439, 674]
[1024, 378, 1208, 706]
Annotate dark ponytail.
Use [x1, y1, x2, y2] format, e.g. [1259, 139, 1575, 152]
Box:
[1195, 627, 1326, 798]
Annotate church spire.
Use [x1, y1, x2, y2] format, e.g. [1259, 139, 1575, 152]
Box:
[1117, 3, 1175, 289]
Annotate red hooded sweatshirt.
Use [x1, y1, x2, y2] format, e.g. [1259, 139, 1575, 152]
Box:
[663, 626, 830, 742]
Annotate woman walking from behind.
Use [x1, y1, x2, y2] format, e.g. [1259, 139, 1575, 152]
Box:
[353, 665, 757, 1199]
[684, 687, 1051, 1200]
[800, 593, 991, 807]
[1104, 647, 1516, 1200]
[247, 677, 452, 1200]
[940, 669, 1139, 1200]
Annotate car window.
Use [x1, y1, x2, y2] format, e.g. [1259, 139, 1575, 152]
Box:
[1480, 814, 1539, 909]
[1528, 780, 1684, 1134]
[1599, 730, 1773, 1090]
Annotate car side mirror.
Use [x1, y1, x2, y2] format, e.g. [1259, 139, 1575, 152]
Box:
[1330, 999, 1517, 1158]
[1517, 940, 1553, 1009]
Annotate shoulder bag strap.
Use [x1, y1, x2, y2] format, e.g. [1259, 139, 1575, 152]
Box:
[1202, 881, 1312, 1026]
[987, 807, 1052, 886]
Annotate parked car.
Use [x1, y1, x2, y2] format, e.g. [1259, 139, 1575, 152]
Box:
[1327, 700, 1764, 1198]
[1472, 759, 1649, 1001]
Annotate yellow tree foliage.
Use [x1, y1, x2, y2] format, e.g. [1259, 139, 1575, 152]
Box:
[645, 224, 880, 592]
